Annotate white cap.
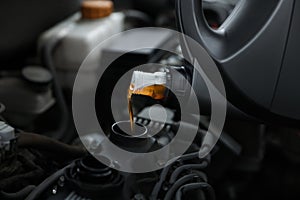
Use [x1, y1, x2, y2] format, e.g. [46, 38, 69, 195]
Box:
[0, 121, 15, 149]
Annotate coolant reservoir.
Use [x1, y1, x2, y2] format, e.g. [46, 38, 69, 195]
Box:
[39, 0, 125, 88]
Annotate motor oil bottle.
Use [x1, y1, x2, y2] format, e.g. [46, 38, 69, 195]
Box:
[127, 71, 167, 130]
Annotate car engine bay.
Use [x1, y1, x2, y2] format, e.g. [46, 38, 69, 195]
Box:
[1, 0, 300, 200]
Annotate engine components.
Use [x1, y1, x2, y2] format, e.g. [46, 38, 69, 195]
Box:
[64, 155, 124, 200]
[26, 151, 213, 200]
[28, 155, 125, 200]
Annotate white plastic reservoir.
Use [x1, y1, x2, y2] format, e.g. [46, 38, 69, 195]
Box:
[39, 1, 125, 89]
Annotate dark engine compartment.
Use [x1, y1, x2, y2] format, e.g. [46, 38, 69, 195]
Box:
[1, 1, 300, 200]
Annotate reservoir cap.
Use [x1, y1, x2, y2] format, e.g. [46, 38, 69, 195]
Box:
[22, 66, 52, 84]
[81, 0, 114, 19]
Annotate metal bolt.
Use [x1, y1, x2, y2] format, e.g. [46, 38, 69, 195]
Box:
[157, 160, 166, 167]
[52, 185, 58, 195]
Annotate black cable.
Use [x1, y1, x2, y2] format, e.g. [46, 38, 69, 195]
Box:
[151, 151, 209, 199]
[150, 161, 174, 199]
[39, 30, 70, 141]
[163, 173, 199, 200]
[169, 162, 208, 184]
[0, 185, 36, 200]
[175, 182, 215, 200]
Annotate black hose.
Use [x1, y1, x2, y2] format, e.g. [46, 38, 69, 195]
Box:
[18, 132, 87, 163]
[169, 162, 208, 184]
[192, 171, 208, 183]
[0, 103, 5, 114]
[39, 30, 70, 141]
[150, 117, 212, 199]
[163, 173, 199, 200]
[150, 161, 174, 199]
[0, 185, 36, 200]
[124, 10, 153, 26]
[175, 182, 215, 200]
[150, 151, 208, 199]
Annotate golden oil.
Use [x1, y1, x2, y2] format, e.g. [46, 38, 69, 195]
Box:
[127, 84, 166, 130]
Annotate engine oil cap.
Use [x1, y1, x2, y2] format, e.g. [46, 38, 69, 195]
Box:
[81, 0, 114, 19]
